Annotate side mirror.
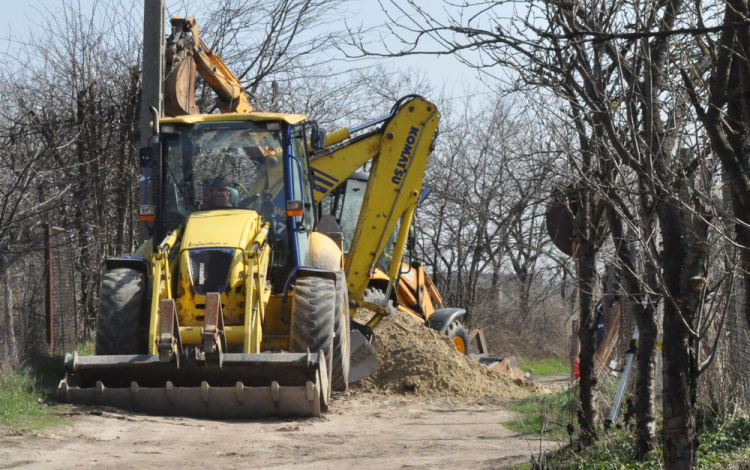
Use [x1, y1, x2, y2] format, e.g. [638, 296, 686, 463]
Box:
[310, 125, 327, 151]
[418, 186, 432, 204]
[149, 105, 160, 143]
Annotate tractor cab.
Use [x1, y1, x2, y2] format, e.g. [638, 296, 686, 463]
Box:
[147, 114, 317, 293]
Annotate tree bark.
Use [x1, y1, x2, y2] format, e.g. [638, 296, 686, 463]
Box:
[659, 195, 703, 470]
[576, 187, 599, 447]
[606, 202, 657, 456]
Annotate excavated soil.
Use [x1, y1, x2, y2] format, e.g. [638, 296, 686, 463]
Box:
[353, 312, 543, 399]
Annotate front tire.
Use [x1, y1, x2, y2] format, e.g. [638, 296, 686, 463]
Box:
[95, 268, 146, 355]
[290, 276, 336, 409]
[331, 271, 350, 391]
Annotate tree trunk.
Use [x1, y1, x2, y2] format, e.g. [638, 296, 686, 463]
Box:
[606, 203, 657, 456]
[659, 196, 702, 470]
[693, 0, 750, 340]
[576, 195, 599, 447]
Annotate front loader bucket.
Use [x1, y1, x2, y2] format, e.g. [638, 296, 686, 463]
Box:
[58, 351, 329, 419]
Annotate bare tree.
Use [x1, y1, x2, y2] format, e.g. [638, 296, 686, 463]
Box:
[343, 1, 740, 467]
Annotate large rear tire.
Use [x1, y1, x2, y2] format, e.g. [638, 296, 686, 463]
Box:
[290, 276, 336, 410]
[95, 268, 146, 355]
[446, 320, 471, 355]
[331, 271, 350, 391]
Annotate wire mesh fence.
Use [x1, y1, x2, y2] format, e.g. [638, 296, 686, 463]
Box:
[46, 227, 82, 355]
[703, 285, 750, 412]
[597, 275, 750, 416]
[726, 308, 750, 407]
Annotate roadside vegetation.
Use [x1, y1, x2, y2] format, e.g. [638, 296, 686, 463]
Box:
[518, 357, 569, 378]
[506, 389, 577, 441]
[0, 355, 63, 429]
[537, 414, 750, 469]
[0, 344, 92, 430]
[508, 388, 750, 469]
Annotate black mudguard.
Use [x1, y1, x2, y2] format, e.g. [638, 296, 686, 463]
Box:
[427, 307, 466, 334]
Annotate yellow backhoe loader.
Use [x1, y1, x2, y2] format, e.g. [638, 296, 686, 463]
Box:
[57, 17, 440, 416]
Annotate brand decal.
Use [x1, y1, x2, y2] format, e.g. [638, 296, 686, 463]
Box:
[392, 126, 420, 185]
[187, 241, 230, 247]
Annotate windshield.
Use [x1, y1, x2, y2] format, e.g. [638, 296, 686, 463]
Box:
[336, 179, 367, 255]
[162, 120, 285, 222]
[329, 178, 399, 273]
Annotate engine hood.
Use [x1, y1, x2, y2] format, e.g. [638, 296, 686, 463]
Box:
[181, 209, 262, 250]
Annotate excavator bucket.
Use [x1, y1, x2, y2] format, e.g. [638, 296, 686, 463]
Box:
[348, 330, 378, 383]
[164, 49, 199, 117]
[58, 351, 330, 418]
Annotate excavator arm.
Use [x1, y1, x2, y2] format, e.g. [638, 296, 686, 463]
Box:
[164, 17, 253, 116]
[310, 97, 440, 325]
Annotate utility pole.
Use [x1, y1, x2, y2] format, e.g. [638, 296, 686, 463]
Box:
[139, 0, 165, 241]
[141, 0, 164, 149]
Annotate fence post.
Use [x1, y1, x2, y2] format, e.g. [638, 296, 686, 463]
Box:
[45, 225, 54, 353]
[3, 274, 17, 366]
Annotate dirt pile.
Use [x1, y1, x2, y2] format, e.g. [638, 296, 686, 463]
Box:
[353, 312, 542, 399]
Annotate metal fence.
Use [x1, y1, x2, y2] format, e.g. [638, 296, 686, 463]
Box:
[710, 286, 750, 410]
[728, 306, 750, 404]
[46, 227, 81, 355]
[601, 276, 750, 411]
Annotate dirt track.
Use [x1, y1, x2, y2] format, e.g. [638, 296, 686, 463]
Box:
[0, 392, 559, 470]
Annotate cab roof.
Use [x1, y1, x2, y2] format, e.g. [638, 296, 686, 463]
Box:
[160, 112, 308, 125]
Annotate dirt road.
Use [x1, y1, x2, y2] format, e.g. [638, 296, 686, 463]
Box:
[0, 392, 559, 470]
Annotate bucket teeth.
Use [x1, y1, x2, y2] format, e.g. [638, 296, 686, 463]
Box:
[235, 382, 245, 403]
[57, 351, 329, 418]
[130, 382, 139, 404]
[201, 382, 210, 404]
[306, 381, 315, 402]
[166, 381, 175, 404]
[95, 381, 105, 404]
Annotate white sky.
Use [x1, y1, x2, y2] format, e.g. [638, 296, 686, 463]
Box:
[0, 0, 491, 101]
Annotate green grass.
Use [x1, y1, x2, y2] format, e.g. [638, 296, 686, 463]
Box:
[505, 388, 578, 441]
[0, 460, 38, 469]
[518, 356, 569, 377]
[75, 342, 95, 357]
[0, 354, 66, 430]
